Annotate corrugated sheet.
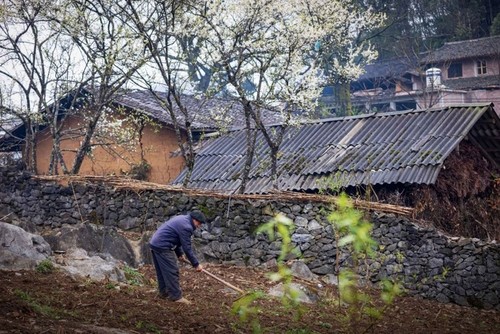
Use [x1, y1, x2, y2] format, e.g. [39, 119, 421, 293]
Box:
[173, 104, 500, 194]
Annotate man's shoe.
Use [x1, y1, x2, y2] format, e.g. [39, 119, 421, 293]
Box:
[174, 297, 192, 305]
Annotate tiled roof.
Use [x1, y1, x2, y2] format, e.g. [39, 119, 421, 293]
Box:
[358, 57, 416, 80]
[443, 75, 500, 90]
[421, 36, 500, 63]
[113, 90, 284, 131]
[173, 104, 500, 194]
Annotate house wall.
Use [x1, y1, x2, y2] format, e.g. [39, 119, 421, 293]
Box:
[416, 90, 467, 108]
[465, 89, 500, 104]
[439, 56, 499, 80]
[35, 114, 185, 184]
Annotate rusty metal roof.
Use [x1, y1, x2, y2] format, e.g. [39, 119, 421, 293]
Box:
[173, 104, 500, 194]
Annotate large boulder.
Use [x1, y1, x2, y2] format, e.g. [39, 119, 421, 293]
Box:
[54, 248, 126, 282]
[42, 223, 137, 266]
[0, 222, 51, 270]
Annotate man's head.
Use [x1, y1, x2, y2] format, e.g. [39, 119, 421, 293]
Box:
[190, 210, 207, 227]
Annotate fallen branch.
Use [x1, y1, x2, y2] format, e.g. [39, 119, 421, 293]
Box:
[32, 175, 414, 216]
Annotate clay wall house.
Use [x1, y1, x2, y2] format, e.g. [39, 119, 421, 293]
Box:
[174, 103, 500, 239]
[0, 89, 283, 184]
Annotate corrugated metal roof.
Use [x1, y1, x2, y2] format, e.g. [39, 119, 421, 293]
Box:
[173, 104, 500, 194]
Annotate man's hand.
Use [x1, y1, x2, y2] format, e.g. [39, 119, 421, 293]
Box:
[178, 255, 187, 263]
[195, 264, 203, 272]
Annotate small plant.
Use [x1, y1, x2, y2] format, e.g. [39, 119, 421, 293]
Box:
[135, 320, 161, 333]
[327, 192, 403, 332]
[123, 265, 144, 286]
[231, 291, 266, 334]
[36, 259, 55, 274]
[105, 282, 118, 290]
[128, 160, 151, 180]
[231, 214, 303, 333]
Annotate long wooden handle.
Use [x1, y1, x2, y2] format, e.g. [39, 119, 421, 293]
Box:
[201, 268, 245, 294]
[180, 257, 245, 294]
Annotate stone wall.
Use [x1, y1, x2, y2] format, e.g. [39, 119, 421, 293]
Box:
[0, 165, 498, 310]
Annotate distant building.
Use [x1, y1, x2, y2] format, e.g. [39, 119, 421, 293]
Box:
[320, 36, 500, 114]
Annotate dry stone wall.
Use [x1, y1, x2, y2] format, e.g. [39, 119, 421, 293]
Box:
[0, 165, 498, 310]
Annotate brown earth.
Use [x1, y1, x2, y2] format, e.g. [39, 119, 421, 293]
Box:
[1, 263, 499, 334]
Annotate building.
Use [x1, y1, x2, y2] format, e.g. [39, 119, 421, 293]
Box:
[320, 36, 500, 114]
[0, 89, 283, 183]
[173, 103, 500, 194]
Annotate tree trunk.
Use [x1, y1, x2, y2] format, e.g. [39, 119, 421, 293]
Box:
[333, 82, 352, 116]
[70, 111, 101, 175]
[239, 103, 257, 194]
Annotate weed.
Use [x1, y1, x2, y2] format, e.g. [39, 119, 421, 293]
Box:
[123, 265, 144, 286]
[395, 251, 405, 264]
[135, 320, 161, 333]
[14, 289, 62, 319]
[36, 259, 55, 274]
[105, 282, 118, 290]
[319, 321, 333, 329]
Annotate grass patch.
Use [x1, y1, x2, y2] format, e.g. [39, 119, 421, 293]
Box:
[135, 320, 161, 333]
[35, 259, 55, 274]
[14, 289, 67, 319]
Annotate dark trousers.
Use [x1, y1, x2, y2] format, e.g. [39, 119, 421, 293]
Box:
[150, 247, 182, 301]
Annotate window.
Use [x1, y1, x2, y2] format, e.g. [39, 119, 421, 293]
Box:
[477, 60, 487, 75]
[448, 62, 462, 78]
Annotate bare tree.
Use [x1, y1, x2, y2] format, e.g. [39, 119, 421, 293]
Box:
[54, 0, 149, 174]
[0, 0, 82, 173]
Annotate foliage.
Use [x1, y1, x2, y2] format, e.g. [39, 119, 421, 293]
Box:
[363, 0, 500, 59]
[231, 214, 302, 333]
[127, 160, 151, 181]
[123, 265, 145, 286]
[14, 289, 70, 319]
[491, 13, 500, 36]
[327, 193, 402, 331]
[36, 259, 55, 274]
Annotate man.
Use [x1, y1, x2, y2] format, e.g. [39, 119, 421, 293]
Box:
[149, 210, 207, 304]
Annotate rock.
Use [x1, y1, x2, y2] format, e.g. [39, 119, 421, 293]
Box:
[268, 282, 319, 304]
[291, 233, 312, 243]
[290, 260, 317, 281]
[55, 248, 125, 282]
[0, 222, 51, 270]
[311, 264, 334, 275]
[43, 223, 137, 266]
[322, 274, 339, 286]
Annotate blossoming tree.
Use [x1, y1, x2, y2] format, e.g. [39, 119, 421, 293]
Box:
[187, 0, 385, 192]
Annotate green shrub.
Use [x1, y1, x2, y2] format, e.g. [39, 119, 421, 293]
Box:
[36, 259, 55, 274]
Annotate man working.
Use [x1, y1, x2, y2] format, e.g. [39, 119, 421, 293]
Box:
[149, 210, 207, 304]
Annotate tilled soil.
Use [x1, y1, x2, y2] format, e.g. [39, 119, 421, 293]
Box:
[1, 264, 499, 333]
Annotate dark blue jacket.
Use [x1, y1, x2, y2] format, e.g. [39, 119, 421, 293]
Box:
[149, 214, 200, 267]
